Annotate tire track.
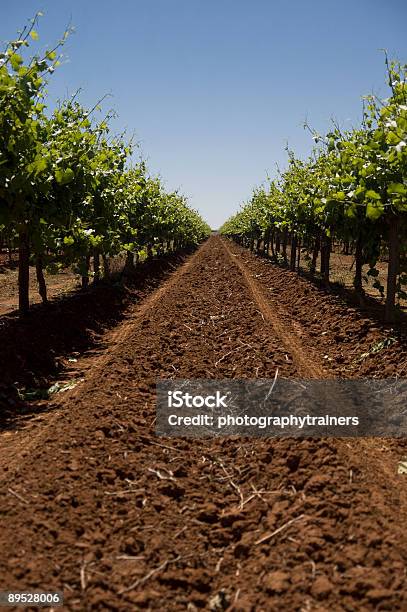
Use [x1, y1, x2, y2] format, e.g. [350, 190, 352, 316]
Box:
[222, 238, 327, 378]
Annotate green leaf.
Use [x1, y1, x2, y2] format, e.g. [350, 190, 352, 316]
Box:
[29, 157, 47, 176]
[388, 183, 407, 196]
[365, 190, 381, 200]
[366, 202, 383, 221]
[386, 132, 400, 145]
[30, 30, 39, 41]
[55, 168, 74, 185]
[10, 53, 23, 71]
[354, 186, 366, 199]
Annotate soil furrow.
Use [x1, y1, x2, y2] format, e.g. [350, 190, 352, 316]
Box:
[0, 248, 203, 480]
[222, 239, 326, 378]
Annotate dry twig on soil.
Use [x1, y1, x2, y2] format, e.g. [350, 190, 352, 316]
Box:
[220, 463, 244, 507]
[147, 467, 176, 481]
[255, 514, 307, 545]
[7, 488, 28, 505]
[118, 555, 181, 594]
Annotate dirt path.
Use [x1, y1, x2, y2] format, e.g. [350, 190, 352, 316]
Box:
[222, 241, 326, 378]
[0, 236, 406, 611]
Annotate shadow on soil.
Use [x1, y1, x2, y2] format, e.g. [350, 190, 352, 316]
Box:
[252, 248, 407, 330]
[0, 250, 193, 431]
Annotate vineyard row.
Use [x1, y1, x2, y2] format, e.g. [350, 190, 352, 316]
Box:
[0, 15, 210, 314]
[220, 57, 406, 322]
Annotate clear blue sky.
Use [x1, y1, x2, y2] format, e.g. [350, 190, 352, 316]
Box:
[3, 0, 407, 228]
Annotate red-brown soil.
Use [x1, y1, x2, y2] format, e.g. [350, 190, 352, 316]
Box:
[229, 242, 407, 379]
[0, 260, 78, 316]
[0, 236, 406, 611]
[0, 251, 190, 427]
[0, 253, 129, 316]
[274, 243, 407, 308]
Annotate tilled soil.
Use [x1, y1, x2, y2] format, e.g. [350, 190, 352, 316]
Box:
[227, 242, 407, 379]
[0, 251, 190, 427]
[0, 236, 407, 611]
[0, 263, 78, 316]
